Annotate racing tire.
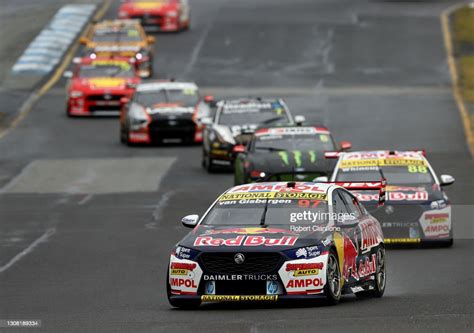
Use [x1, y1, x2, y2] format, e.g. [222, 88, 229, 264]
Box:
[356, 247, 386, 299]
[202, 150, 215, 173]
[166, 271, 201, 309]
[324, 250, 342, 305]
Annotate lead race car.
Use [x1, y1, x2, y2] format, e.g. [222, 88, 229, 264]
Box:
[167, 181, 387, 308]
[118, 0, 190, 32]
[233, 125, 352, 185]
[320, 150, 455, 246]
[202, 98, 305, 172]
[120, 81, 214, 144]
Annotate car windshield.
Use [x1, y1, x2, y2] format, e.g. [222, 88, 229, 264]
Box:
[92, 28, 143, 42]
[78, 62, 135, 78]
[335, 165, 435, 184]
[134, 88, 199, 107]
[218, 103, 291, 126]
[202, 192, 329, 226]
[255, 133, 335, 152]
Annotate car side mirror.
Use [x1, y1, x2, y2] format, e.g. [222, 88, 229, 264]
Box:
[294, 115, 306, 125]
[200, 117, 213, 125]
[340, 141, 352, 151]
[233, 144, 246, 153]
[181, 214, 199, 228]
[147, 36, 156, 44]
[204, 95, 217, 107]
[314, 176, 328, 182]
[120, 97, 130, 105]
[440, 174, 455, 186]
[63, 71, 73, 78]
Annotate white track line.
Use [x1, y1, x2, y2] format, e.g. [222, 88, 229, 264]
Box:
[0, 228, 56, 273]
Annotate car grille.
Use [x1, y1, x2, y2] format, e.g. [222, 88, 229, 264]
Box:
[368, 204, 425, 223]
[130, 14, 163, 25]
[199, 252, 283, 275]
[216, 281, 266, 295]
[89, 105, 120, 112]
[86, 94, 122, 102]
[148, 117, 195, 138]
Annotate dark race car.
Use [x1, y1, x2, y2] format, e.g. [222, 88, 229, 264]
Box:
[324, 150, 455, 246]
[167, 181, 387, 308]
[234, 126, 352, 185]
[202, 98, 305, 172]
[120, 81, 214, 145]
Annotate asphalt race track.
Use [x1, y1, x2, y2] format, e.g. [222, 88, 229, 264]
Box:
[0, 0, 473, 332]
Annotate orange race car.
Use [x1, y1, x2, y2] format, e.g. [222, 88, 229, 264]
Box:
[118, 0, 190, 32]
[64, 57, 140, 117]
[80, 19, 155, 78]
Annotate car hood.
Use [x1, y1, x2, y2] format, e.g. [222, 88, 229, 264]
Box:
[71, 77, 137, 90]
[179, 225, 328, 252]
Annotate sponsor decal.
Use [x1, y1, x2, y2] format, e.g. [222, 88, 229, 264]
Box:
[384, 238, 421, 244]
[359, 221, 383, 251]
[419, 206, 451, 238]
[279, 151, 289, 165]
[169, 256, 202, 294]
[88, 78, 126, 89]
[355, 191, 429, 202]
[286, 278, 323, 288]
[201, 295, 278, 302]
[204, 274, 278, 281]
[339, 158, 425, 169]
[357, 254, 376, 278]
[295, 246, 322, 259]
[223, 102, 273, 112]
[202, 227, 294, 235]
[194, 235, 298, 247]
[219, 192, 327, 201]
[266, 281, 280, 295]
[230, 184, 326, 193]
[341, 235, 358, 281]
[276, 150, 317, 167]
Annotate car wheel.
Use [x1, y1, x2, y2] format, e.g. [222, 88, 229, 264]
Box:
[356, 247, 386, 299]
[202, 150, 215, 173]
[324, 250, 342, 305]
[120, 127, 127, 144]
[166, 270, 201, 309]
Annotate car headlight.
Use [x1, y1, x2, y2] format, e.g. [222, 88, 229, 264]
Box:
[69, 91, 83, 98]
[430, 199, 447, 210]
[173, 246, 199, 260]
[284, 245, 324, 260]
[128, 103, 149, 130]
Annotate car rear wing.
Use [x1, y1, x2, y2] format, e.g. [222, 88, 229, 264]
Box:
[332, 180, 387, 207]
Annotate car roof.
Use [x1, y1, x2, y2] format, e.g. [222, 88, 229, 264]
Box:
[136, 81, 198, 92]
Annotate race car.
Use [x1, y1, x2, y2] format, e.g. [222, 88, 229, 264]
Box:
[234, 125, 352, 185]
[202, 98, 306, 172]
[168, 181, 387, 308]
[120, 81, 214, 144]
[80, 19, 155, 78]
[321, 150, 455, 246]
[64, 57, 140, 117]
[118, 0, 190, 32]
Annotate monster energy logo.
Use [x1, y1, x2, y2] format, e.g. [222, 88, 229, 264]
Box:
[278, 151, 317, 167]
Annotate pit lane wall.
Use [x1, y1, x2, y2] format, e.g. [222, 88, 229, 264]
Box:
[11, 4, 97, 76]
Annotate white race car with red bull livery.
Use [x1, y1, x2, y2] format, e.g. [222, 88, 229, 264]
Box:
[321, 150, 455, 246]
[167, 181, 387, 308]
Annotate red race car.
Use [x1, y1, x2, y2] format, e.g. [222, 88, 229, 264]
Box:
[64, 57, 140, 117]
[118, 0, 190, 32]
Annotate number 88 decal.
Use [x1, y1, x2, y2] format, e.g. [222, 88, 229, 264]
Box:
[407, 165, 427, 173]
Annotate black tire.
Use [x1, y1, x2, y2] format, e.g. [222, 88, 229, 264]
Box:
[202, 149, 215, 173]
[356, 246, 386, 299]
[324, 250, 342, 305]
[166, 271, 201, 309]
[120, 127, 127, 144]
